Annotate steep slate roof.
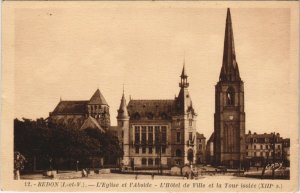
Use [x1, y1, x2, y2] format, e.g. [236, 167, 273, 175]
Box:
[80, 116, 105, 132]
[89, 89, 108, 105]
[52, 101, 88, 115]
[127, 99, 175, 120]
[117, 93, 129, 119]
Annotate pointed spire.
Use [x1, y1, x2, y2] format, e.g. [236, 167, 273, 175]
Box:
[180, 60, 188, 78]
[179, 61, 189, 88]
[219, 8, 241, 82]
[117, 88, 129, 119]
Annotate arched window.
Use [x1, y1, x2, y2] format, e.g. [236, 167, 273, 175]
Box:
[176, 149, 182, 157]
[226, 87, 235, 106]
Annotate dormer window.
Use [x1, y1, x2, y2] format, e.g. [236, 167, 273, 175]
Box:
[134, 112, 140, 120]
[147, 112, 154, 120]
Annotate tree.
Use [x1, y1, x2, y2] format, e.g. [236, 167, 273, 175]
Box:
[14, 119, 123, 170]
[14, 151, 26, 180]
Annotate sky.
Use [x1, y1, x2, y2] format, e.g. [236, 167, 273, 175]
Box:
[12, 3, 297, 139]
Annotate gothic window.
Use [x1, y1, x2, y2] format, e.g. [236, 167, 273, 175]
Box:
[149, 147, 152, 154]
[142, 147, 146, 154]
[176, 119, 180, 127]
[135, 147, 139, 154]
[226, 87, 235, 106]
[189, 132, 193, 141]
[176, 132, 181, 143]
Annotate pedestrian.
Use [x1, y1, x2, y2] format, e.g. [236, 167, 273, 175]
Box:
[135, 173, 138, 180]
[185, 172, 189, 179]
[151, 173, 154, 180]
[81, 169, 87, 177]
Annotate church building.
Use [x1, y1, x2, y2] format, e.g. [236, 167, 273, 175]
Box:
[49, 89, 110, 132]
[213, 8, 246, 168]
[117, 65, 198, 169]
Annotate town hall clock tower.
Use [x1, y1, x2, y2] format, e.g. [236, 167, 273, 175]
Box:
[214, 8, 246, 168]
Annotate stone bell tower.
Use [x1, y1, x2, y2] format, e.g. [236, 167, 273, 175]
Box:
[214, 8, 246, 168]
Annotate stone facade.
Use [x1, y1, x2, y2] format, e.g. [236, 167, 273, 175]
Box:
[245, 131, 289, 166]
[49, 89, 110, 131]
[195, 132, 206, 164]
[214, 9, 246, 168]
[117, 66, 198, 169]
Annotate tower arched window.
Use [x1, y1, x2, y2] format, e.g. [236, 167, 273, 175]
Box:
[226, 87, 235, 106]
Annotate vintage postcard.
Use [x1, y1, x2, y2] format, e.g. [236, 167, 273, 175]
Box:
[1, 1, 299, 192]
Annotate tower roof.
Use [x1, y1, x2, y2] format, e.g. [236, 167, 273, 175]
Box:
[117, 92, 129, 119]
[89, 89, 108, 105]
[180, 64, 188, 78]
[219, 8, 241, 82]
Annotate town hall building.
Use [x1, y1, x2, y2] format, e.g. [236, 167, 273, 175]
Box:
[117, 65, 198, 169]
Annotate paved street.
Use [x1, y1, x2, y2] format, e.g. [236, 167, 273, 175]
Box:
[20, 171, 258, 180]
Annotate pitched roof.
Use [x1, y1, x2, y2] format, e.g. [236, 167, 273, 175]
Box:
[80, 116, 105, 132]
[127, 99, 175, 120]
[89, 89, 108, 105]
[52, 101, 88, 114]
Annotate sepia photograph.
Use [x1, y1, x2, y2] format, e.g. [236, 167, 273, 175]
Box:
[1, 1, 299, 192]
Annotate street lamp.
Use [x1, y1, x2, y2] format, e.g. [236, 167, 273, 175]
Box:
[76, 160, 79, 172]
